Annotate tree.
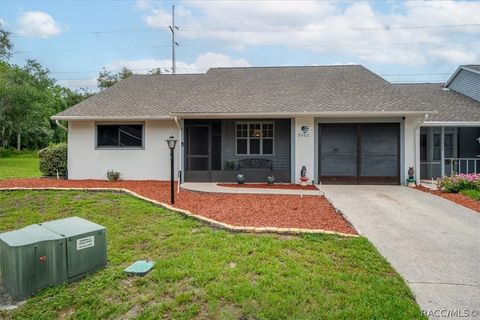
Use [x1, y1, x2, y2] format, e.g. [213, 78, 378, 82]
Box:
[0, 60, 92, 150]
[149, 68, 162, 75]
[0, 60, 55, 150]
[97, 67, 133, 90]
[0, 22, 13, 60]
[0, 29, 92, 150]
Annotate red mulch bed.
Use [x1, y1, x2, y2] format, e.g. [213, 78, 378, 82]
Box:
[0, 179, 356, 235]
[217, 183, 318, 190]
[415, 185, 480, 213]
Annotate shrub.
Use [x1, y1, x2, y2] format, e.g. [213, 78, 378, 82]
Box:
[460, 189, 480, 201]
[38, 144, 67, 177]
[437, 173, 480, 193]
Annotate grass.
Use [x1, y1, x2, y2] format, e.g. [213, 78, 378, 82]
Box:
[0, 157, 41, 179]
[0, 190, 425, 320]
[459, 189, 480, 201]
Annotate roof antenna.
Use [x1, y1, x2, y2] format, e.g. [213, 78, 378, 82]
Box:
[169, 5, 179, 74]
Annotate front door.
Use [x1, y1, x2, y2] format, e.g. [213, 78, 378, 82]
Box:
[319, 123, 400, 185]
[184, 125, 211, 182]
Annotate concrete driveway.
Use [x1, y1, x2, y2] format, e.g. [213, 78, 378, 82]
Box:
[321, 185, 480, 319]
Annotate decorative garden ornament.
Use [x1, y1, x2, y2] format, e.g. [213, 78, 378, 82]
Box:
[236, 173, 245, 184]
[406, 167, 416, 187]
[300, 166, 309, 186]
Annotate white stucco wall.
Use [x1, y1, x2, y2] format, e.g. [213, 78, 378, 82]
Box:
[404, 116, 422, 183]
[293, 117, 315, 183]
[67, 120, 180, 180]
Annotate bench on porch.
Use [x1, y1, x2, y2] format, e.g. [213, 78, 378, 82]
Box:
[237, 159, 273, 171]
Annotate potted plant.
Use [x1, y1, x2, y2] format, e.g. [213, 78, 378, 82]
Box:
[236, 173, 245, 184]
[267, 175, 275, 185]
[106, 170, 120, 181]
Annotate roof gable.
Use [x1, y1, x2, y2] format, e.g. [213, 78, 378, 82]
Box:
[445, 65, 480, 102]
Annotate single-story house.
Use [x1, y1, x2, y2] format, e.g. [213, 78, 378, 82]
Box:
[52, 64, 480, 185]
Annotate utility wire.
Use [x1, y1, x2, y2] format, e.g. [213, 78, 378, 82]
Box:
[11, 23, 480, 37]
[13, 39, 479, 54]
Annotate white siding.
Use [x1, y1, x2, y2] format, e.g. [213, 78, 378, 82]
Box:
[404, 116, 421, 183]
[68, 120, 180, 180]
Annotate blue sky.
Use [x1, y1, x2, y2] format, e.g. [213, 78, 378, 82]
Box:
[1, 0, 479, 91]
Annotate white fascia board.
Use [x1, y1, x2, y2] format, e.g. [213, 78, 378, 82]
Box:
[171, 111, 436, 119]
[51, 115, 173, 121]
[422, 121, 480, 127]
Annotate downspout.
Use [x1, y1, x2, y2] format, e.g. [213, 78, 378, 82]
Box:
[174, 117, 182, 187]
[55, 119, 68, 132]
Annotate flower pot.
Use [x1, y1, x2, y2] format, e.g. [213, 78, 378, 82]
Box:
[300, 177, 309, 187]
[267, 175, 275, 185]
[236, 174, 245, 184]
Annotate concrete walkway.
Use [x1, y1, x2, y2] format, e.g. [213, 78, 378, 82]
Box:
[181, 182, 322, 196]
[320, 185, 480, 319]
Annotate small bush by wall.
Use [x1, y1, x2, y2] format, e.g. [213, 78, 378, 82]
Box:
[38, 144, 68, 177]
[437, 174, 480, 193]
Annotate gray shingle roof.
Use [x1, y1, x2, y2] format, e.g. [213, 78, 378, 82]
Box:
[175, 65, 411, 114]
[394, 83, 480, 122]
[53, 74, 204, 119]
[53, 65, 480, 122]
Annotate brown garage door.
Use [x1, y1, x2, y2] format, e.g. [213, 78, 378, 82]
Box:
[319, 123, 400, 185]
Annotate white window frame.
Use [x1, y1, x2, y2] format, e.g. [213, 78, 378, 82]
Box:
[235, 121, 274, 156]
[95, 122, 145, 150]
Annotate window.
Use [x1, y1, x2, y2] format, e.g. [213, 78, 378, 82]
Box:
[97, 124, 143, 148]
[236, 122, 274, 155]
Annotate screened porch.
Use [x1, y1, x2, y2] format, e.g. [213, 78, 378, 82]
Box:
[183, 119, 292, 183]
[420, 126, 480, 179]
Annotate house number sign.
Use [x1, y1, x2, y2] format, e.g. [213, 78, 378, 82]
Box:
[298, 125, 310, 138]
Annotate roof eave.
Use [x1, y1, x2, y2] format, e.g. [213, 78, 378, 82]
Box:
[51, 115, 174, 121]
[422, 121, 480, 127]
[171, 111, 437, 119]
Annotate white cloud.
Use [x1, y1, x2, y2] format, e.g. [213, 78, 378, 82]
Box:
[17, 11, 62, 38]
[105, 52, 250, 73]
[137, 0, 480, 66]
[0, 18, 6, 27]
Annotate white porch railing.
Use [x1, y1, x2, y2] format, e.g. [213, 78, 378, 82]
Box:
[446, 158, 480, 176]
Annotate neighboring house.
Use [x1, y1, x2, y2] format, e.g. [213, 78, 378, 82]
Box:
[52, 65, 480, 184]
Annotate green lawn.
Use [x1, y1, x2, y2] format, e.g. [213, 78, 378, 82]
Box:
[0, 157, 40, 179]
[0, 191, 424, 320]
[459, 189, 480, 201]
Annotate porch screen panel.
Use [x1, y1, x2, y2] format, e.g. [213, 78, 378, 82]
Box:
[360, 124, 399, 177]
[186, 126, 209, 171]
[320, 125, 357, 176]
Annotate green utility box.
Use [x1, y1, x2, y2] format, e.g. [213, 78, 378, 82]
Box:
[0, 217, 107, 300]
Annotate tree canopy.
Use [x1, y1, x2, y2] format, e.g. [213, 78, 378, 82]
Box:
[0, 60, 92, 149]
[0, 22, 13, 60]
[0, 24, 163, 150]
[97, 67, 133, 90]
